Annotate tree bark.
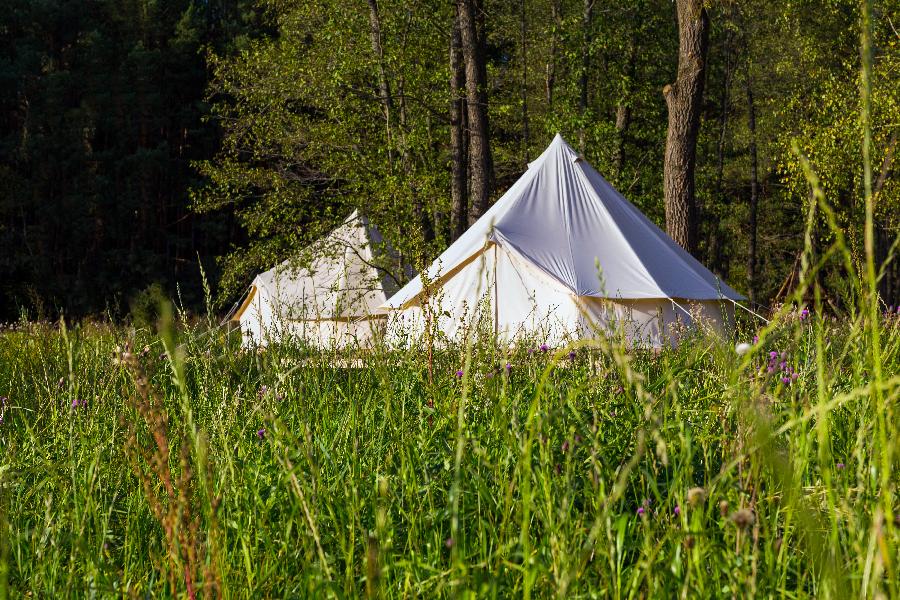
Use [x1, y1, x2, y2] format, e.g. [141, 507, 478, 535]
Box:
[545, 0, 561, 107]
[449, 8, 468, 241]
[366, 0, 394, 168]
[613, 40, 636, 179]
[662, 0, 709, 254]
[708, 24, 734, 274]
[520, 0, 529, 161]
[578, 0, 593, 152]
[746, 73, 759, 303]
[457, 0, 493, 225]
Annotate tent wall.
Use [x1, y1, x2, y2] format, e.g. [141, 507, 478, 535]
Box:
[386, 244, 734, 348]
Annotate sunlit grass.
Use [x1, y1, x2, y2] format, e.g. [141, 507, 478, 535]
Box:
[0, 305, 898, 597]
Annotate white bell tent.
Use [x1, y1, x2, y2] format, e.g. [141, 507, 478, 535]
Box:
[381, 134, 744, 347]
[233, 211, 412, 347]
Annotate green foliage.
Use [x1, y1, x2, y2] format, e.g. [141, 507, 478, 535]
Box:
[128, 282, 168, 328]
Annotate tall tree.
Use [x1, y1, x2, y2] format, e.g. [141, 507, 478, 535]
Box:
[578, 0, 593, 152]
[449, 7, 468, 241]
[662, 0, 709, 254]
[457, 0, 493, 224]
[746, 72, 760, 303]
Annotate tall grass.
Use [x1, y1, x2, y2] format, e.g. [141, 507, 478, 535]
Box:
[0, 293, 898, 597]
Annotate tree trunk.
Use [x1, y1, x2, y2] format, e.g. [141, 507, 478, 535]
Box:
[449, 8, 468, 241]
[457, 0, 493, 225]
[708, 25, 734, 274]
[613, 40, 636, 179]
[545, 0, 561, 107]
[366, 0, 394, 169]
[746, 74, 760, 303]
[578, 0, 593, 152]
[520, 0, 529, 161]
[662, 0, 709, 254]
[368, 0, 433, 242]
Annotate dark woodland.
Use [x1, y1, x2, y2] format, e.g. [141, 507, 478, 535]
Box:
[1, 0, 897, 320]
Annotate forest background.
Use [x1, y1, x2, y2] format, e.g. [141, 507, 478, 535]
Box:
[1, 0, 898, 321]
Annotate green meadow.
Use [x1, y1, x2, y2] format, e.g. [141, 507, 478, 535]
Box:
[1, 301, 898, 598]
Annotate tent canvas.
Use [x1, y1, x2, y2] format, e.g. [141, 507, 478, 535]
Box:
[382, 134, 744, 347]
[233, 211, 412, 347]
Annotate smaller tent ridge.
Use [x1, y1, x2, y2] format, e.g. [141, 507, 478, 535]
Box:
[384, 134, 744, 309]
[240, 210, 410, 322]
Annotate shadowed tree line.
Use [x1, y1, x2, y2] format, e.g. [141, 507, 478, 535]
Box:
[1, 0, 898, 320]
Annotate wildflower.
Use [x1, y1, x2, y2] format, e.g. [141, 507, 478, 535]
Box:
[687, 487, 706, 506]
[769, 351, 778, 359]
[568, 350, 577, 361]
[539, 343, 549, 352]
[561, 440, 569, 453]
[258, 385, 268, 399]
[752, 335, 759, 344]
[674, 505, 681, 517]
[636, 507, 645, 516]
[735, 342, 751, 355]
[781, 376, 790, 385]
[800, 308, 809, 320]
[256, 428, 266, 440]
[836, 462, 845, 470]
[455, 369, 464, 378]
[445, 537, 454, 548]
[505, 363, 512, 373]
[730, 508, 755, 530]
[485, 371, 494, 379]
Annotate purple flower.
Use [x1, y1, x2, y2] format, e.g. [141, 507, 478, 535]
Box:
[258, 385, 268, 399]
[770, 351, 778, 359]
[767, 366, 775, 374]
[445, 537, 454, 548]
[782, 376, 790, 385]
[568, 350, 577, 361]
[540, 344, 549, 352]
[455, 369, 464, 378]
[505, 363, 512, 372]
[71, 398, 79, 408]
[836, 462, 845, 470]
[753, 335, 759, 344]
[674, 505, 681, 516]
[257, 428, 266, 439]
[800, 308, 809, 320]
[636, 507, 645, 516]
